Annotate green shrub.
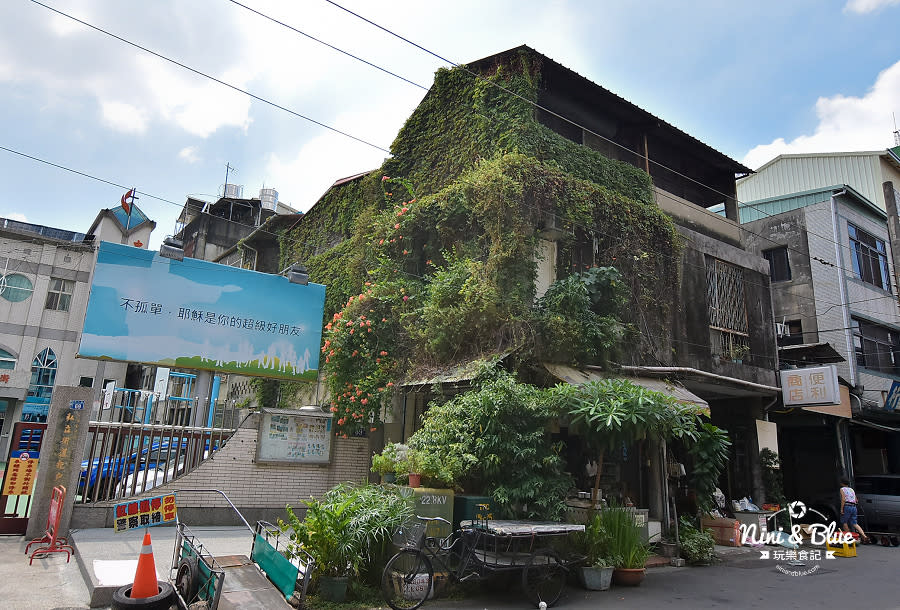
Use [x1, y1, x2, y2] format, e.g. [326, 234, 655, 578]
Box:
[282, 484, 413, 581]
[679, 517, 716, 565]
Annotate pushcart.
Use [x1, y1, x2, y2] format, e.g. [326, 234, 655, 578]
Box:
[382, 507, 585, 610]
[169, 490, 315, 609]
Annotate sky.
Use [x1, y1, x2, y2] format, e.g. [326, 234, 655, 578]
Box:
[1, 0, 898, 249]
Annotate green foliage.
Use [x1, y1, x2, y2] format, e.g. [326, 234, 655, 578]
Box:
[278, 49, 682, 436]
[282, 484, 413, 580]
[563, 379, 703, 453]
[250, 377, 279, 410]
[407, 369, 572, 519]
[536, 267, 629, 365]
[678, 517, 716, 565]
[574, 511, 614, 567]
[687, 423, 732, 514]
[600, 505, 651, 569]
[759, 447, 786, 506]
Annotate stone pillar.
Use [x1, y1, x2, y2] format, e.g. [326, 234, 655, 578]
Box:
[647, 436, 665, 522]
[25, 386, 93, 539]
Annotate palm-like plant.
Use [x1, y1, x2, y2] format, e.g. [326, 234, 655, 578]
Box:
[562, 379, 703, 505]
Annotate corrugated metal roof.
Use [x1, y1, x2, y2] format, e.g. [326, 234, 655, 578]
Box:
[739, 184, 885, 224]
[468, 46, 751, 174]
[542, 362, 709, 409]
[736, 151, 888, 210]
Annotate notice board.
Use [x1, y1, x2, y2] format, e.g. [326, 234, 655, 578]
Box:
[257, 408, 333, 464]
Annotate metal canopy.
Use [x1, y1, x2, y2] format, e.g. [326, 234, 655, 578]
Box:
[542, 362, 709, 409]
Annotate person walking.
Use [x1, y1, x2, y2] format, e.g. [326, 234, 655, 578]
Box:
[839, 477, 869, 543]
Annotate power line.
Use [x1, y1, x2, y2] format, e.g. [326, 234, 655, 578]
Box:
[16, 3, 900, 320]
[319, 0, 897, 300]
[29, 0, 391, 155]
[225, 0, 428, 91]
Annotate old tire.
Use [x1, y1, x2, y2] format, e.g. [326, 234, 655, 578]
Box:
[111, 580, 175, 609]
[175, 556, 200, 603]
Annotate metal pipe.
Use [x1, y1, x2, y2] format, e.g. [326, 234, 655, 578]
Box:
[172, 489, 254, 535]
[830, 191, 856, 386]
[616, 365, 780, 394]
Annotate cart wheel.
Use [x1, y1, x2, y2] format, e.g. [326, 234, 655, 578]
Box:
[522, 549, 565, 608]
[176, 555, 200, 603]
[381, 549, 434, 610]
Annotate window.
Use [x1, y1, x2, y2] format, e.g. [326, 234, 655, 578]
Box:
[45, 277, 74, 311]
[849, 224, 892, 292]
[27, 347, 57, 402]
[852, 318, 900, 375]
[0, 273, 33, 302]
[706, 257, 750, 360]
[763, 247, 791, 282]
[79, 376, 94, 388]
[0, 348, 15, 370]
[778, 320, 804, 347]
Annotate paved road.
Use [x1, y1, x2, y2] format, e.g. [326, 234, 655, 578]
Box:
[3, 534, 898, 609]
[436, 543, 900, 609]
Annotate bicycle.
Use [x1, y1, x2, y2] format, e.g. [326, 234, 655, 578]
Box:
[381, 511, 582, 610]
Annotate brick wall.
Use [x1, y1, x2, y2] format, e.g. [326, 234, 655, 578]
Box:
[70, 413, 370, 528]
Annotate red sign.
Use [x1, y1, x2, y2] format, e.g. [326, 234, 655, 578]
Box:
[113, 493, 177, 533]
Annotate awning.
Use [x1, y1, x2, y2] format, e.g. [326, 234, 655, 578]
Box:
[542, 362, 709, 410]
[402, 352, 512, 388]
[779, 342, 845, 365]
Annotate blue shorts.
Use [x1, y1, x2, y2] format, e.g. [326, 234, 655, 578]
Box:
[841, 504, 858, 527]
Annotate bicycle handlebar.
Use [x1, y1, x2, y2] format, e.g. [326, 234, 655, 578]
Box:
[415, 515, 452, 526]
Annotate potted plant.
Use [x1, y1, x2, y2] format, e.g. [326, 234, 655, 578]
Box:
[404, 447, 424, 488]
[371, 442, 407, 484]
[284, 498, 358, 602]
[602, 505, 651, 586]
[575, 511, 615, 590]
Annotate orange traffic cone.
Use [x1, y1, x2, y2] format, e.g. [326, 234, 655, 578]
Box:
[130, 530, 159, 599]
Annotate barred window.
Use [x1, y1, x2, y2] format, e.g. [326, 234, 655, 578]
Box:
[45, 278, 74, 311]
[707, 257, 750, 360]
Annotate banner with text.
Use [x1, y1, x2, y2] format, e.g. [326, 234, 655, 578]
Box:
[79, 242, 325, 381]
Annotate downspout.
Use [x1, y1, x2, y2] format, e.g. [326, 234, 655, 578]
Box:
[830, 190, 856, 386]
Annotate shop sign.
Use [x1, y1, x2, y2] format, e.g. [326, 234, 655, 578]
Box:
[113, 494, 177, 533]
[780, 365, 840, 406]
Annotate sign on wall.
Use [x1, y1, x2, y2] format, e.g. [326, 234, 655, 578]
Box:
[780, 365, 841, 406]
[257, 408, 333, 464]
[79, 242, 326, 381]
[113, 494, 177, 532]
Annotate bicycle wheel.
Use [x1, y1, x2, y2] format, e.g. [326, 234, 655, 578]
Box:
[381, 549, 435, 610]
[521, 549, 565, 608]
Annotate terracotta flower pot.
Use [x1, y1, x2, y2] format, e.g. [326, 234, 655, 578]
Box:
[612, 567, 645, 586]
[408, 473, 421, 488]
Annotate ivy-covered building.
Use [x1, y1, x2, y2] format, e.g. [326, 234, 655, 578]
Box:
[274, 47, 780, 512]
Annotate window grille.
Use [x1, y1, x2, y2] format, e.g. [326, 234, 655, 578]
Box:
[706, 258, 748, 334]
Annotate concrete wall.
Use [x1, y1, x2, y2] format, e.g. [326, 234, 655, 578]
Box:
[70, 413, 370, 528]
[743, 209, 819, 342]
[666, 223, 778, 386]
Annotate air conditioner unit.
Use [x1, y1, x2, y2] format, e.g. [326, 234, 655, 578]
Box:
[775, 322, 789, 338]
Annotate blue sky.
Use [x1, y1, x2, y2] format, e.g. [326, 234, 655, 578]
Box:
[1, 0, 898, 249]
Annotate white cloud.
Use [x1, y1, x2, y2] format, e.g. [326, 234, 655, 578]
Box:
[844, 0, 900, 13]
[178, 146, 200, 163]
[100, 101, 148, 133]
[742, 60, 900, 169]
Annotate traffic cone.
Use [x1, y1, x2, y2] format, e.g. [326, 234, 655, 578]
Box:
[130, 530, 159, 599]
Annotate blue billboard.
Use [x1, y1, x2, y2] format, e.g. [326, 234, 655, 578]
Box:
[78, 242, 325, 381]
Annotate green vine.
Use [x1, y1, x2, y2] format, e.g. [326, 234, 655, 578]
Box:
[278, 49, 682, 436]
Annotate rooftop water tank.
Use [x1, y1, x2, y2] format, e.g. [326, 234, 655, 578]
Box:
[259, 188, 278, 211]
[223, 183, 244, 199]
